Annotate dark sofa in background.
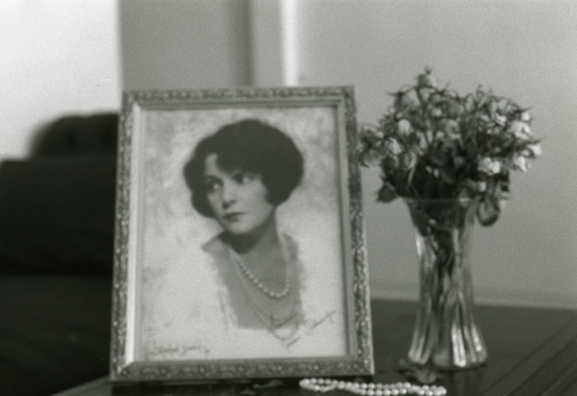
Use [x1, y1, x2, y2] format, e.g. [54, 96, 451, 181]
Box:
[0, 114, 118, 395]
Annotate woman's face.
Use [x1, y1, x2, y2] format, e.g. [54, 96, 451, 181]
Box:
[203, 154, 276, 236]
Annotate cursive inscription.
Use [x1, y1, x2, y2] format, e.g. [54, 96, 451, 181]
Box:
[146, 342, 210, 359]
[279, 310, 338, 349]
[309, 310, 337, 331]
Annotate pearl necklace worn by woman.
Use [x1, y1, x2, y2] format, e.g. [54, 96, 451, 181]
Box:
[299, 378, 447, 396]
[227, 243, 301, 343]
[230, 245, 290, 299]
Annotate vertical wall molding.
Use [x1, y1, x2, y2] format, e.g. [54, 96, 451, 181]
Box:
[249, 0, 298, 87]
[280, 0, 298, 86]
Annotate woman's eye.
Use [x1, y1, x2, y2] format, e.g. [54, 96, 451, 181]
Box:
[204, 180, 220, 192]
[234, 172, 255, 184]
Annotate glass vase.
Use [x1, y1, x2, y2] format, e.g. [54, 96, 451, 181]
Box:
[404, 198, 487, 370]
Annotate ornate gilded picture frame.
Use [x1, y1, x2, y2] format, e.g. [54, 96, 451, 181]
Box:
[110, 86, 373, 383]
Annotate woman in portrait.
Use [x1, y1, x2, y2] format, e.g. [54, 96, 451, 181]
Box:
[183, 119, 305, 344]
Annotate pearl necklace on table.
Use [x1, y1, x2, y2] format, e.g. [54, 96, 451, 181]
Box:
[230, 249, 290, 299]
[299, 378, 447, 396]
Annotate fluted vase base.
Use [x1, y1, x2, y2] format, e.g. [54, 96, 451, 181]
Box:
[405, 198, 488, 371]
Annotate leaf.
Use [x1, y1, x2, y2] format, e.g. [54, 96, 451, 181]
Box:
[477, 196, 500, 226]
[453, 156, 466, 168]
[377, 183, 397, 203]
[466, 140, 478, 158]
[397, 358, 442, 384]
[431, 151, 445, 167]
[440, 170, 456, 184]
[407, 204, 431, 236]
[253, 380, 286, 389]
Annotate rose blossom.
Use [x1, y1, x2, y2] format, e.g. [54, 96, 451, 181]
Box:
[513, 156, 528, 172]
[494, 114, 507, 126]
[385, 138, 403, 155]
[478, 157, 502, 175]
[400, 152, 417, 170]
[397, 119, 412, 135]
[510, 121, 531, 139]
[360, 148, 382, 167]
[361, 127, 384, 144]
[528, 144, 542, 157]
[430, 107, 442, 118]
[418, 72, 437, 88]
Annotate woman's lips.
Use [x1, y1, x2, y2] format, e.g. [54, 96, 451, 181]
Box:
[223, 212, 243, 222]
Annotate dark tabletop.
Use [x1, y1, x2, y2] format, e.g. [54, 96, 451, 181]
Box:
[55, 299, 577, 396]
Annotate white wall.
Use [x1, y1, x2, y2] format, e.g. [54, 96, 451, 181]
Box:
[0, 0, 121, 161]
[282, 0, 577, 308]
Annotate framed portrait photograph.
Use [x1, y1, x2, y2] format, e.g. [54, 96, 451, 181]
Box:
[110, 86, 374, 383]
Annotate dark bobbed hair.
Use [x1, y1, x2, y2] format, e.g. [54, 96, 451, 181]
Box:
[183, 119, 304, 218]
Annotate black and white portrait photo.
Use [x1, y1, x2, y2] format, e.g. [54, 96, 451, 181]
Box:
[183, 119, 305, 341]
[110, 87, 373, 380]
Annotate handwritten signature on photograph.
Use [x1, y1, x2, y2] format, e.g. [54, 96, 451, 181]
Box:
[282, 310, 337, 348]
[145, 342, 210, 359]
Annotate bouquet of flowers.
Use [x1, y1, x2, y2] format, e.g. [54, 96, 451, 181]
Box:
[359, 68, 542, 226]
